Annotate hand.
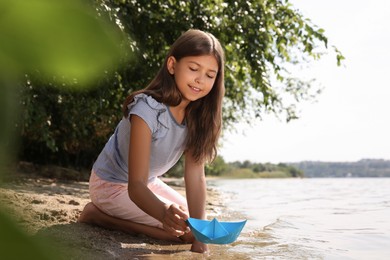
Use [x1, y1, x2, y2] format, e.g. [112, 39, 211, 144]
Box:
[162, 204, 189, 237]
[191, 240, 209, 254]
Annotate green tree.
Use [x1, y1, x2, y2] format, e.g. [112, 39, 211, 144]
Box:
[205, 155, 229, 176]
[96, 0, 343, 124]
[18, 73, 127, 167]
[17, 0, 343, 168]
[252, 163, 266, 173]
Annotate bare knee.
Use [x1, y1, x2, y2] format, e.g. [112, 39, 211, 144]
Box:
[77, 202, 99, 224]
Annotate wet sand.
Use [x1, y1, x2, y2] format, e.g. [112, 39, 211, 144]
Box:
[0, 165, 249, 259]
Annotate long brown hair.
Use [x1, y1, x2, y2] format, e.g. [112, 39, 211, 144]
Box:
[123, 29, 225, 163]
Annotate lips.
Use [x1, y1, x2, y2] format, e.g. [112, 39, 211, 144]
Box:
[189, 85, 201, 93]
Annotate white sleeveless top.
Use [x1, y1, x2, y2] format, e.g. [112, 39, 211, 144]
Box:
[93, 94, 187, 183]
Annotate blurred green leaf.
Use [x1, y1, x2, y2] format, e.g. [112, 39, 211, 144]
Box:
[0, 1, 132, 257]
[0, 0, 127, 86]
[0, 209, 55, 260]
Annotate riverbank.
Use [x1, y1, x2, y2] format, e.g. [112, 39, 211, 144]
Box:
[0, 166, 247, 259]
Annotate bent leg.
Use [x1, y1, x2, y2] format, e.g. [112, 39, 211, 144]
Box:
[86, 171, 194, 243]
[78, 202, 182, 242]
[89, 171, 164, 228]
[149, 178, 187, 208]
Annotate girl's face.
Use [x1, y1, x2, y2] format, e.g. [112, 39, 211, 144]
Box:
[167, 55, 218, 103]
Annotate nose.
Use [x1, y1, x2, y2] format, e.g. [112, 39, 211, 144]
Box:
[195, 74, 203, 84]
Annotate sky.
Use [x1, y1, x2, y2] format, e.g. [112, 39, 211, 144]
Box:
[219, 0, 390, 163]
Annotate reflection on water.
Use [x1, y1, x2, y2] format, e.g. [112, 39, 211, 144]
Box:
[208, 178, 390, 260]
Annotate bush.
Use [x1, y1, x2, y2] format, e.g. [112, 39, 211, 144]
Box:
[17, 74, 127, 168]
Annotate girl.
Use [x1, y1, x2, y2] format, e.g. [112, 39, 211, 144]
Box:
[78, 29, 225, 253]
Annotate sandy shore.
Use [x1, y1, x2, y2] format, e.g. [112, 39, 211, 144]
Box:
[0, 165, 248, 259]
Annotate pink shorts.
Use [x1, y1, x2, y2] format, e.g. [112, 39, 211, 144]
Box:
[89, 170, 187, 229]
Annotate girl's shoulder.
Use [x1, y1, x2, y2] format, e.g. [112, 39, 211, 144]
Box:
[127, 93, 169, 139]
[128, 93, 165, 112]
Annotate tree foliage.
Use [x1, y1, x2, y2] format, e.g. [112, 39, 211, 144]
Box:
[201, 158, 304, 178]
[96, 0, 343, 124]
[18, 73, 126, 166]
[163, 156, 303, 178]
[17, 0, 343, 167]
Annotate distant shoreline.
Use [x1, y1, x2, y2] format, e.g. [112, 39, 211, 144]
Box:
[289, 159, 390, 178]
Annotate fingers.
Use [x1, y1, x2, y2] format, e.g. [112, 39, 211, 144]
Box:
[162, 204, 190, 236]
[178, 205, 189, 220]
[172, 204, 189, 221]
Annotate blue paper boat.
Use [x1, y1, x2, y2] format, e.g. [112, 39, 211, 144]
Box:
[186, 218, 246, 244]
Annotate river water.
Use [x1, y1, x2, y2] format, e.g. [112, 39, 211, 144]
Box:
[208, 178, 390, 259]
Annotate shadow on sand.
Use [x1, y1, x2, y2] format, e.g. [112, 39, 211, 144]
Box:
[35, 222, 191, 259]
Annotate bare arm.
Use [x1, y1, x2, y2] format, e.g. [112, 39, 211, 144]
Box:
[184, 152, 209, 253]
[184, 152, 207, 220]
[127, 115, 187, 236]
